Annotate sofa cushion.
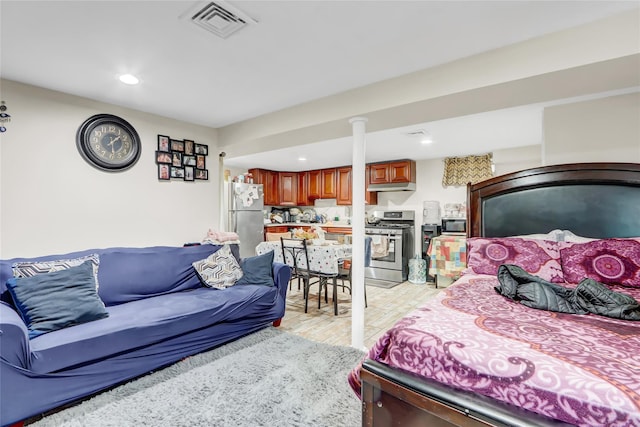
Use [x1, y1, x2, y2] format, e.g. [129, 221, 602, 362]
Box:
[12, 253, 100, 287]
[28, 284, 278, 374]
[6, 261, 109, 339]
[96, 245, 237, 306]
[236, 251, 275, 287]
[193, 245, 243, 289]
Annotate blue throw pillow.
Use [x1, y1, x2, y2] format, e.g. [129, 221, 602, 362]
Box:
[6, 260, 109, 339]
[235, 250, 275, 287]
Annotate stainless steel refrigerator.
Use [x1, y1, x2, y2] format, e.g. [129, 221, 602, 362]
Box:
[227, 183, 265, 259]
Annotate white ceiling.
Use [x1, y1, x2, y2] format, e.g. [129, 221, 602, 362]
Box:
[2, 1, 638, 171]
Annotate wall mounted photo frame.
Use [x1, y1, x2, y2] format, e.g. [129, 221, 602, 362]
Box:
[171, 166, 185, 179]
[184, 166, 195, 182]
[158, 164, 170, 180]
[195, 169, 208, 180]
[156, 151, 172, 164]
[172, 152, 183, 167]
[183, 155, 196, 167]
[196, 155, 206, 169]
[184, 139, 194, 156]
[170, 139, 184, 152]
[158, 135, 170, 152]
[195, 143, 208, 155]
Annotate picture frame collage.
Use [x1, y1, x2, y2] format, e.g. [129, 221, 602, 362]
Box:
[156, 135, 208, 181]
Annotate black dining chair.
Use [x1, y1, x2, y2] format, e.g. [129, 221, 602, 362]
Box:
[336, 236, 371, 308]
[280, 237, 340, 314]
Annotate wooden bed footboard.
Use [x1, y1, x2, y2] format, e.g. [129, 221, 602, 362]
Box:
[361, 361, 572, 427]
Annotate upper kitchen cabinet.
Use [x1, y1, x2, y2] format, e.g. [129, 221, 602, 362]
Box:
[321, 168, 337, 199]
[249, 168, 279, 205]
[307, 169, 322, 200]
[337, 166, 378, 205]
[278, 172, 298, 206]
[365, 164, 378, 205]
[336, 167, 352, 205]
[370, 159, 416, 184]
[296, 171, 311, 206]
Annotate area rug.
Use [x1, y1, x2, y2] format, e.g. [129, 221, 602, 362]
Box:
[29, 328, 366, 427]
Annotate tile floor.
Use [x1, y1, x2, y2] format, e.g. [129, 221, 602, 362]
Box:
[278, 277, 442, 348]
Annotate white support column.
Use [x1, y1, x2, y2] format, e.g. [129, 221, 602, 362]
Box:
[219, 152, 226, 231]
[349, 116, 367, 350]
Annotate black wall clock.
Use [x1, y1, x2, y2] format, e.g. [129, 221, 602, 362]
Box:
[76, 114, 141, 172]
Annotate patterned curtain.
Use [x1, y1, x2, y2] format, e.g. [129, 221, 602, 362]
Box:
[442, 153, 493, 187]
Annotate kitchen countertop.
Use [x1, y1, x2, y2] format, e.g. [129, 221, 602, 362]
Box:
[264, 222, 352, 229]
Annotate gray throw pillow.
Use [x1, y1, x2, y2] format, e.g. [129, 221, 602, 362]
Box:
[235, 250, 275, 287]
[6, 260, 109, 339]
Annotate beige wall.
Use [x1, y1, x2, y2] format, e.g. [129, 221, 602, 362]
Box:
[0, 80, 220, 258]
[544, 93, 640, 164]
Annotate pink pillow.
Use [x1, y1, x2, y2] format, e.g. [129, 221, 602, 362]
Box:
[559, 238, 640, 287]
[465, 237, 563, 282]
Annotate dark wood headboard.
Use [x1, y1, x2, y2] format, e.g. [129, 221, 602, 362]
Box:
[467, 163, 640, 239]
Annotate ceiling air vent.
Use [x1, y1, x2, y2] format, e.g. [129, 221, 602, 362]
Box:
[182, 1, 257, 39]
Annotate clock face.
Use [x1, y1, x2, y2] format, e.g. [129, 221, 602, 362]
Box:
[77, 114, 141, 172]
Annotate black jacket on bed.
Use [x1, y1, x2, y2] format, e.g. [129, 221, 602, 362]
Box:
[495, 264, 640, 320]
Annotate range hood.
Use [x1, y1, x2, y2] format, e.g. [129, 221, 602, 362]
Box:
[367, 182, 416, 192]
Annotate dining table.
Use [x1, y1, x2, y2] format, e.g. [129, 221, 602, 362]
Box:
[255, 240, 352, 275]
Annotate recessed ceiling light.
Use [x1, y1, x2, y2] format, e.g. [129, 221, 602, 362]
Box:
[119, 74, 139, 85]
[420, 135, 433, 144]
[298, 157, 307, 161]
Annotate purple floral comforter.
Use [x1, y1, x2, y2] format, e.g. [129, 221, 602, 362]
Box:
[349, 274, 640, 426]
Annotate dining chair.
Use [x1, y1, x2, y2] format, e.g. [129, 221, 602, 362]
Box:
[280, 237, 340, 314]
[336, 236, 372, 308]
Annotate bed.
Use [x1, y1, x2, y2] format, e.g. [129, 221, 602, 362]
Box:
[348, 162, 640, 427]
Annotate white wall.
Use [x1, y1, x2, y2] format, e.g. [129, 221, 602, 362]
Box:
[217, 10, 640, 156]
[544, 93, 640, 164]
[0, 80, 220, 258]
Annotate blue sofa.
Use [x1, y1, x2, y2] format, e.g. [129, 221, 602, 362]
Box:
[0, 244, 290, 426]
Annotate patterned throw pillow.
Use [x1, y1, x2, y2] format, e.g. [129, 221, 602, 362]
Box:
[464, 237, 564, 282]
[12, 254, 101, 288]
[559, 238, 640, 287]
[192, 245, 243, 289]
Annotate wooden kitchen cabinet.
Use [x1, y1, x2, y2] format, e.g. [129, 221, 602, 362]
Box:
[266, 226, 289, 233]
[278, 172, 297, 206]
[249, 168, 279, 206]
[321, 168, 337, 198]
[365, 164, 378, 205]
[369, 163, 390, 184]
[296, 171, 311, 206]
[389, 160, 416, 182]
[336, 167, 352, 205]
[337, 165, 377, 205]
[369, 159, 416, 184]
[307, 169, 322, 200]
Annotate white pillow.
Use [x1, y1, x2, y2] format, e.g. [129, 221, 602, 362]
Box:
[513, 229, 563, 242]
[560, 230, 597, 243]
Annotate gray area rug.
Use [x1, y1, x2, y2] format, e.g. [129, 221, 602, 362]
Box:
[29, 328, 366, 427]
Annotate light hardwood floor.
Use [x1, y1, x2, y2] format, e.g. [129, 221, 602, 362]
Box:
[278, 278, 442, 348]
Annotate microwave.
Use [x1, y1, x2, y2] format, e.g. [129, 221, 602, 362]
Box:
[441, 218, 467, 234]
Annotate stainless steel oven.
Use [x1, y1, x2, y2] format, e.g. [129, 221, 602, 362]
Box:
[365, 210, 415, 285]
